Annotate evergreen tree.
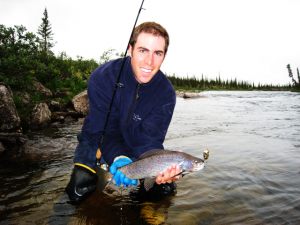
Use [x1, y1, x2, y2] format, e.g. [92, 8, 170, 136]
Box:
[297, 68, 300, 85]
[38, 8, 54, 54]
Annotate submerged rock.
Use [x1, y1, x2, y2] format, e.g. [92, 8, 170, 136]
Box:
[0, 132, 27, 154]
[0, 142, 5, 154]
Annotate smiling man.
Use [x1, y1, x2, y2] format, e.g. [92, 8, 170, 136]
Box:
[66, 22, 180, 204]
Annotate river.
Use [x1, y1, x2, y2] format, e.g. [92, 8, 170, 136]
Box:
[0, 91, 299, 225]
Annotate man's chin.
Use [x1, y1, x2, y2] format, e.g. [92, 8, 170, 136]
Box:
[136, 75, 153, 84]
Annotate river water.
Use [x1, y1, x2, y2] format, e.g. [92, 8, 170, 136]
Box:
[0, 91, 299, 225]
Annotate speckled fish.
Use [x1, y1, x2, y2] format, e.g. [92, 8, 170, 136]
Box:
[119, 149, 205, 182]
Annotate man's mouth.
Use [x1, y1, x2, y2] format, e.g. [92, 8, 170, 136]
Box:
[141, 68, 152, 73]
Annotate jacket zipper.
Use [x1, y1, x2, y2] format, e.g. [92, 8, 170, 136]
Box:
[126, 83, 141, 124]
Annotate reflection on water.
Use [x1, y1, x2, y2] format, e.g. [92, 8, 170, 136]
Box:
[1, 91, 300, 225]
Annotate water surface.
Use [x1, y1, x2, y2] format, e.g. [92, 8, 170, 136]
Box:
[1, 91, 299, 225]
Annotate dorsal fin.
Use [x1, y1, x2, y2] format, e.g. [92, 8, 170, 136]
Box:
[138, 149, 165, 159]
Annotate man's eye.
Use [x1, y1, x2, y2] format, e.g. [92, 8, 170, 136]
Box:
[156, 52, 164, 57]
[139, 49, 146, 53]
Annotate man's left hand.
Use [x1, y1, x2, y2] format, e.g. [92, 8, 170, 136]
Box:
[155, 164, 181, 184]
[110, 156, 138, 187]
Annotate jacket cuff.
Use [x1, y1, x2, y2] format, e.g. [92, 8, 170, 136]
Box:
[74, 163, 96, 174]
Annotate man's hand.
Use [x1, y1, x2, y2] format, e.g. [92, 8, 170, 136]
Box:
[155, 164, 181, 184]
[109, 156, 138, 187]
[65, 165, 97, 204]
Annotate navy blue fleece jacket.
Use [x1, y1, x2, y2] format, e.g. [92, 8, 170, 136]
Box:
[74, 56, 176, 168]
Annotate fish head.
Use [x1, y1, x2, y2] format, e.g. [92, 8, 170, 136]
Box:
[180, 157, 204, 172]
[191, 158, 205, 171]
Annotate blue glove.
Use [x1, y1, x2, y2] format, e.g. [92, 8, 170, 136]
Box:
[110, 156, 138, 187]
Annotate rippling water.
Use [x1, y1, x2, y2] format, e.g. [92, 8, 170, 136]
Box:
[1, 91, 299, 225]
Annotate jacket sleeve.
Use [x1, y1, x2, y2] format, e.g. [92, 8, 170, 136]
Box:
[122, 91, 176, 159]
[74, 65, 129, 168]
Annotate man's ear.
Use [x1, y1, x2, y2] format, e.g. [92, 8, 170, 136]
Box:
[127, 44, 133, 56]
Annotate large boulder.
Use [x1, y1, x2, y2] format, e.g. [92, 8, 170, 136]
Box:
[30, 103, 52, 129]
[72, 90, 89, 115]
[0, 83, 27, 154]
[0, 83, 21, 131]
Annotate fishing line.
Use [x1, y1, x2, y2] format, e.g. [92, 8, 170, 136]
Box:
[96, 1, 145, 216]
[96, 0, 145, 165]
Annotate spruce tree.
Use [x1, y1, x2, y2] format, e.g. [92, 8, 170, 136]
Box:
[38, 8, 54, 54]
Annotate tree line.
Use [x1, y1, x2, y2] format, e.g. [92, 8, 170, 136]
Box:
[0, 7, 297, 101]
[167, 74, 291, 91]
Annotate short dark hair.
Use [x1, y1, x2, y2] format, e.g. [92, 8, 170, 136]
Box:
[129, 22, 169, 53]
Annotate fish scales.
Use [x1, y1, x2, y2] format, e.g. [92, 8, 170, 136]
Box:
[119, 150, 204, 179]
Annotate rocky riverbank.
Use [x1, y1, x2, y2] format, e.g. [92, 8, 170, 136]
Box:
[0, 82, 201, 156]
[0, 82, 88, 156]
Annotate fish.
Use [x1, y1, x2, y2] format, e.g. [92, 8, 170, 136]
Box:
[118, 149, 205, 190]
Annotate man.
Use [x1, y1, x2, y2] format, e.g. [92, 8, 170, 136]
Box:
[66, 22, 180, 203]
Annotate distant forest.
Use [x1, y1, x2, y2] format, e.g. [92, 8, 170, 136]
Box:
[167, 74, 291, 91]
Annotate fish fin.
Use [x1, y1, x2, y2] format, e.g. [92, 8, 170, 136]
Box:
[172, 170, 188, 178]
[143, 178, 156, 191]
[138, 149, 165, 159]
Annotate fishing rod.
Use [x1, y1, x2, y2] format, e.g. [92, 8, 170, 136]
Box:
[96, 0, 145, 164]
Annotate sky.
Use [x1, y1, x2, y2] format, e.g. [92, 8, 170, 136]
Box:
[1, 0, 300, 85]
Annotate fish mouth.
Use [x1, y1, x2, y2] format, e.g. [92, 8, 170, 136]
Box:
[193, 163, 205, 171]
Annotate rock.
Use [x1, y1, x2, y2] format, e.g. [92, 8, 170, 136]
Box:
[30, 103, 52, 129]
[51, 112, 65, 123]
[14, 91, 31, 105]
[0, 132, 27, 154]
[176, 91, 184, 98]
[72, 90, 89, 115]
[51, 110, 84, 123]
[0, 83, 21, 131]
[182, 92, 200, 99]
[49, 100, 62, 112]
[0, 142, 5, 154]
[32, 80, 53, 97]
[176, 91, 201, 99]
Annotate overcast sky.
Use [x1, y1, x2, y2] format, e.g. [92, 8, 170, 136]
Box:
[1, 0, 300, 85]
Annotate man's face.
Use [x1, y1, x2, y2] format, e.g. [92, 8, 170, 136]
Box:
[129, 32, 166, 84]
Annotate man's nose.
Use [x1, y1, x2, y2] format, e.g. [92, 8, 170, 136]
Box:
[145, 53, 154, 65]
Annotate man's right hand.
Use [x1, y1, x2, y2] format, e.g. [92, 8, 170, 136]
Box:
[156, 164, 181, 184]
[65, 165, 97, 204]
